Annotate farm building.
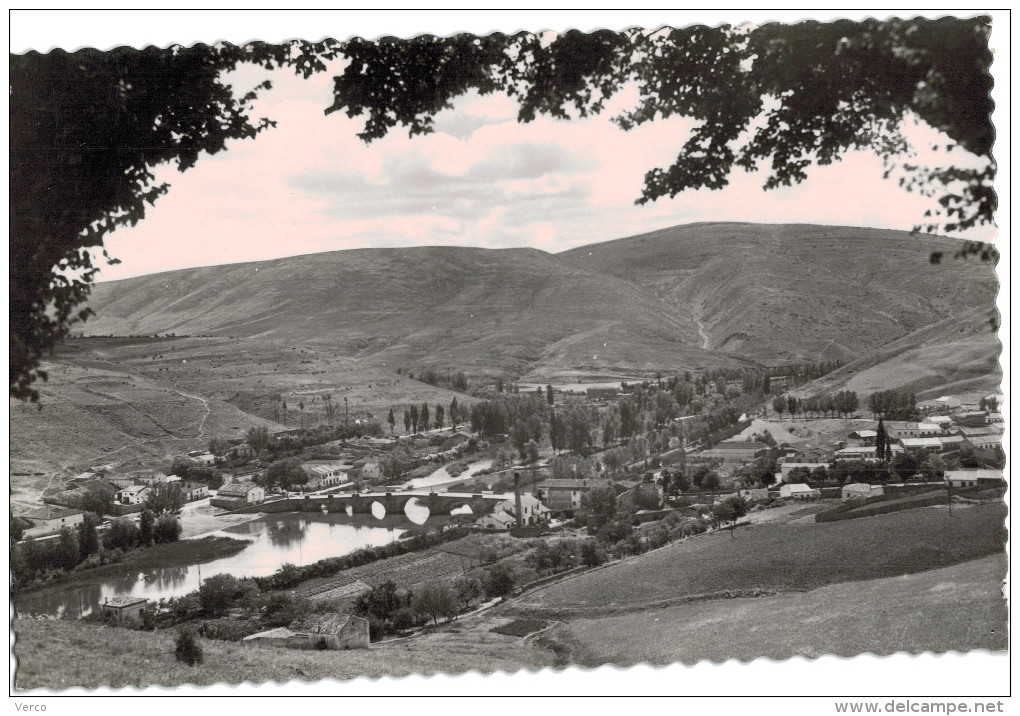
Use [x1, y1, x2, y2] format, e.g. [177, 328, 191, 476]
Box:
[927, 415, 954, 429]
[99, 596, 149, 624]
[360, 461, 384, 480]
[835, 446, 881, 461]
[43, 477, 119, 510]
[952, 426, 1004, 450]
[885, 422, 942, 440]
[779, 483, 820, 499]
[493, 494, 550, 526]
[846, 430, 877, 447]
[115, 485, 150, 505]
[536, 479, 592, 511]
[952, 411, 989, 427]
[700, 441, 767, 462]
[615, 483, 663, 512]
[944, 469, 1005, 489]
[301, 462, 350, 491]
[841, 483, 885, 500]
[936, 435, 973, 452]
[180, 482, 210, 502]
[476, 511, 516, 530]
[186, 450, 217, 466]
[898, 437, 945, 456]
[211, 482, 265, 510]
[20, 505, 85, 537]
[244, 614, 369, 651]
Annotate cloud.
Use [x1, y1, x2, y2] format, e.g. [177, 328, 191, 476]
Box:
[97, 61, 991, 282]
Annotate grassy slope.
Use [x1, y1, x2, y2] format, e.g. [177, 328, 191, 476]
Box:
[82, 223, 998, 377]
[13, 610, 555, 690]
[797, 307, 1002, 399]
[11, 334, 473, 479]
[546, 554, 1008, 666]
[513, 503, 1006, 613]
[560, 223, 997, 365]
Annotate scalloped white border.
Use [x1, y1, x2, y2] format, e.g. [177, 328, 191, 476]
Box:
[7, 6, 1011, 704]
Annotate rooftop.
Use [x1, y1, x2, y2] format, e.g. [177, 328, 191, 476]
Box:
[22, 505, 83, 521]
[103, 596, 148, 608]
[538, 480, 591, 490]
[290, 613, 355, 634]
[216, 482, 260, 497]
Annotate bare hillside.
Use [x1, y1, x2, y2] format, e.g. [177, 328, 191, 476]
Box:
[82, 222, 998, 381]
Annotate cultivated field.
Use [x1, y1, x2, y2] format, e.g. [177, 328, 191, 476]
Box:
[511, 503, 1006, 616]
[543, 553, 1008, 666]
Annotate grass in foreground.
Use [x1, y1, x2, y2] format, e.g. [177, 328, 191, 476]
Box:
[514, 503, 1006, 614]
[544, 554, 1008, 666]
[13, 612, 555, 690]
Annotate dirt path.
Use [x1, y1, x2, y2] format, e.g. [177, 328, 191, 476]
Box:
[695, 314, 710, 349]
[172, 387, 211, 437]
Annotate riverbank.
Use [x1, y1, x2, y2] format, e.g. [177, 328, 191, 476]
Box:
[14, 536, 249, 601]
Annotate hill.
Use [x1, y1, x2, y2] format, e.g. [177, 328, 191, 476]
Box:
[82, 223, 998, 382]
[559, 223, 997, 365]
[795, 306, 1002, 399]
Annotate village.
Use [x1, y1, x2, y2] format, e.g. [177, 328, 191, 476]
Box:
[11, 368, 1006, 656]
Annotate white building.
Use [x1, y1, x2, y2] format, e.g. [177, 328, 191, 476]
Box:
[841, 483, 884, 500]
[493, 494, 550, 526]
[779, 483, 820, 499]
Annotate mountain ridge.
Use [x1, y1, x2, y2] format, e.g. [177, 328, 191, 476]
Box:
[82, 222, 998, 382]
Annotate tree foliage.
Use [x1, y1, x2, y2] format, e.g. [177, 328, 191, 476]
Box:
[11, 21, 994, 401]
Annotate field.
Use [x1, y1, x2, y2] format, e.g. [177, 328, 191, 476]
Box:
[10, 334, 473, 492]
[12, 610, 555, 690]
[296, 532, 531, 599]
[541, 554, 1007, 667]
[511, 503, 1006, 615]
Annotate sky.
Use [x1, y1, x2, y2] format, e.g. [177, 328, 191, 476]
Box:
[11, 11, 1002, 282]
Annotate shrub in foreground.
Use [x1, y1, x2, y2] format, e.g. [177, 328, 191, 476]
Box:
[174, 628, 203, 666]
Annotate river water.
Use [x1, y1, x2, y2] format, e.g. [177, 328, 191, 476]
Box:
[16, 513, 414, 619]
[404, 458, 493, 491]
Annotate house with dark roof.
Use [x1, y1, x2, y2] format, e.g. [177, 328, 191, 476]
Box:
[535, 479, 592, 511]
[211, 482, 265, 510]
[99, 596, 149, 624]
[21, 505, 85, 537]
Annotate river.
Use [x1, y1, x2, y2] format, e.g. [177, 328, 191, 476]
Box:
[16, 513, 418, 619]
[403, 458, 493, 491]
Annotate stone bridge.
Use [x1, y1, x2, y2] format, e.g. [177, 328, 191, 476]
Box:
[221, 490, 513, 518]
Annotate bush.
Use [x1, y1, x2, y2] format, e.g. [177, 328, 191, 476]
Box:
[104, 518, 140, 552]
[175, 628, 203, 666]
[580, 539, 604, 567]
[153, 514, 182, 544]
[483, 564, 516, 600]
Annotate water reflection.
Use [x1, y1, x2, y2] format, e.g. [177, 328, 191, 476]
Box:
[403, 497, 430, 525]
[266, 517, 308, 548]
[16, 513, 409, 618]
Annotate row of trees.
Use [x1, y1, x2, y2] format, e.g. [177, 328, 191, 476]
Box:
[395, 400, 459, 435]
[869, 391, 919, 420]
[12, 510, 181, 588]
[771, 390, 860, 419]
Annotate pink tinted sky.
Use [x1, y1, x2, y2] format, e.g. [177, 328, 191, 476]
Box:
[15, 13, 998, 282]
